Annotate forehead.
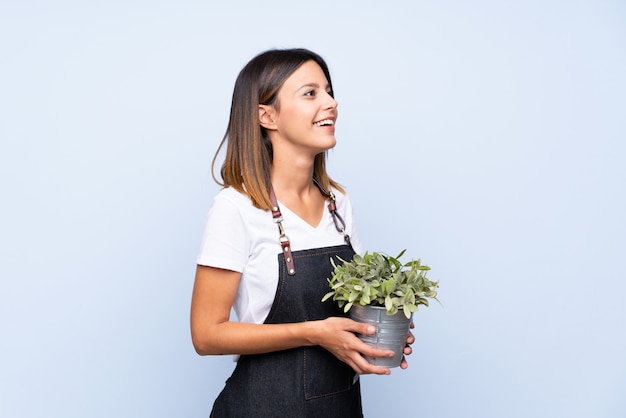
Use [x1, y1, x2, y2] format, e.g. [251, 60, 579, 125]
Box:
[281, 60, 329, 90]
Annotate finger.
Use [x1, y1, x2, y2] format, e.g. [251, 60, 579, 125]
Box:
[406, 330, 415, 345]
[403, 345, 412, 355]
[344, 350, 390, 375]
[343, 358, 365, 375]
[360, 344, 395, 360]
[366, 365, 392, 375]
[342, 318, 379, 336]
[356, 356, 391, 375]
[354, 323, 377, 336]
[399, 355, 408, 370]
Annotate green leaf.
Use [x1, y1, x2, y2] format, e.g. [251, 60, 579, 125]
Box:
[321, 291, 334, 302]
[385, 296, 393, 311]
[362, 293, 371, 305]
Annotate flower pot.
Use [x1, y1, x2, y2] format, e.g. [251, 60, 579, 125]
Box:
[350, 305, 412, 368]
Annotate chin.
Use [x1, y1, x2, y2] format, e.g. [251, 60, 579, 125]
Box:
[323, 137, 338, 150]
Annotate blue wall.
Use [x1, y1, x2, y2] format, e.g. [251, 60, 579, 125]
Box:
[1, 1, 624, 417]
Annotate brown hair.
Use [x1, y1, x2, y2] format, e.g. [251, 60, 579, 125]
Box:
[211, 48, 345, 210]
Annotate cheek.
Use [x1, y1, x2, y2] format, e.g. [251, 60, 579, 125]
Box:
[283, 106, 311, 126]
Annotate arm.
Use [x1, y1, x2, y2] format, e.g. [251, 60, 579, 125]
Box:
[190, 264, 396, 375]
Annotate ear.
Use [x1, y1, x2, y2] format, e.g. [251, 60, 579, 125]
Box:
[258, 104, 277, 130]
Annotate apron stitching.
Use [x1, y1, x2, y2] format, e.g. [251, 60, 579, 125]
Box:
[303, 346, 353, 400]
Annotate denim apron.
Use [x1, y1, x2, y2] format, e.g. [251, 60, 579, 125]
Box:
[210, 182, 363, 418]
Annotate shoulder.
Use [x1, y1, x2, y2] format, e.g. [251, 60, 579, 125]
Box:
[197, 187, 272, 270]
[213, 186, 253, 206]
[204, 187, 270, 234]
[210, 187, 267, 214]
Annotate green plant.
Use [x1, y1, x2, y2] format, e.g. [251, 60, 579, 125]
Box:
[322, 249, 439, 319]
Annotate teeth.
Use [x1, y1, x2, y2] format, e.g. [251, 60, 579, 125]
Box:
[314, 119, 334, 127]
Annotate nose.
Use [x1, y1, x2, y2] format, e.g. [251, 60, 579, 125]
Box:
[324, 91, 338, 110]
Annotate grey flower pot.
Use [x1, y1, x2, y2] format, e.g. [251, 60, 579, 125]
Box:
[350, 305, 413, 368]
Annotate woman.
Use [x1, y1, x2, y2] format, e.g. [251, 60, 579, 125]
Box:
[191, 48, 415, 417]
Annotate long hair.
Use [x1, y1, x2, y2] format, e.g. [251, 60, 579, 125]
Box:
[211, 48, 345, 210]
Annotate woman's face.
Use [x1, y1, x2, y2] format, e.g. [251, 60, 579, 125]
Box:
[264, 60, 338, 157]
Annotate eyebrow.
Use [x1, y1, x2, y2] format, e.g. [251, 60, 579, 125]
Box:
[297, 82, 331, 91]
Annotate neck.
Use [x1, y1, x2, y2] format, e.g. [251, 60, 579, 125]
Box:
[270, 143, 318, 187]
[271, 165, 315, 198]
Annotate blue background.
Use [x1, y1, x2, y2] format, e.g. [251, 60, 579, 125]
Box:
[1, 1, 624, 417]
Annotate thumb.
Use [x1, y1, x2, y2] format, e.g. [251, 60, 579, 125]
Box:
[356, 322, 377, 335]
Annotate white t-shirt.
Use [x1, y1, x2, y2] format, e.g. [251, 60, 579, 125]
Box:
[197, 186, 363, 325]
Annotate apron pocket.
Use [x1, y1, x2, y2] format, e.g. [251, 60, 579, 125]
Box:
[303, 346, 354, 400]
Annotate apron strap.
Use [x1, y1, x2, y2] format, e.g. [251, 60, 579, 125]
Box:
[269, 179, 352, 276]
[313, 177, 352, 247]
[269, 187, 296, 276]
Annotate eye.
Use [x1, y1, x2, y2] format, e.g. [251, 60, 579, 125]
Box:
[304, 90, 315, 97]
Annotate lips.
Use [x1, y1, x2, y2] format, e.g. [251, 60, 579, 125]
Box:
[313, 119, 335, 127]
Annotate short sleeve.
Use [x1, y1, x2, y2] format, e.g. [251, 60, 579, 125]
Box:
[196, 193, 248, 272]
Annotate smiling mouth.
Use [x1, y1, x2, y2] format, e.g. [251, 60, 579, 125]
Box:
[313, 119, 334, 127]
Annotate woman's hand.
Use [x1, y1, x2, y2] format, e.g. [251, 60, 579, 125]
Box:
[399, 321, 415, 369]
[312, 317, 395, 375]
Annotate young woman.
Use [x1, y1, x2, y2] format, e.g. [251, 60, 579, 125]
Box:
[190, 48, 415, 417]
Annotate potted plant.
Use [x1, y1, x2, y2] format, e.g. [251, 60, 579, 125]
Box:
[322, 249, 439, 367]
